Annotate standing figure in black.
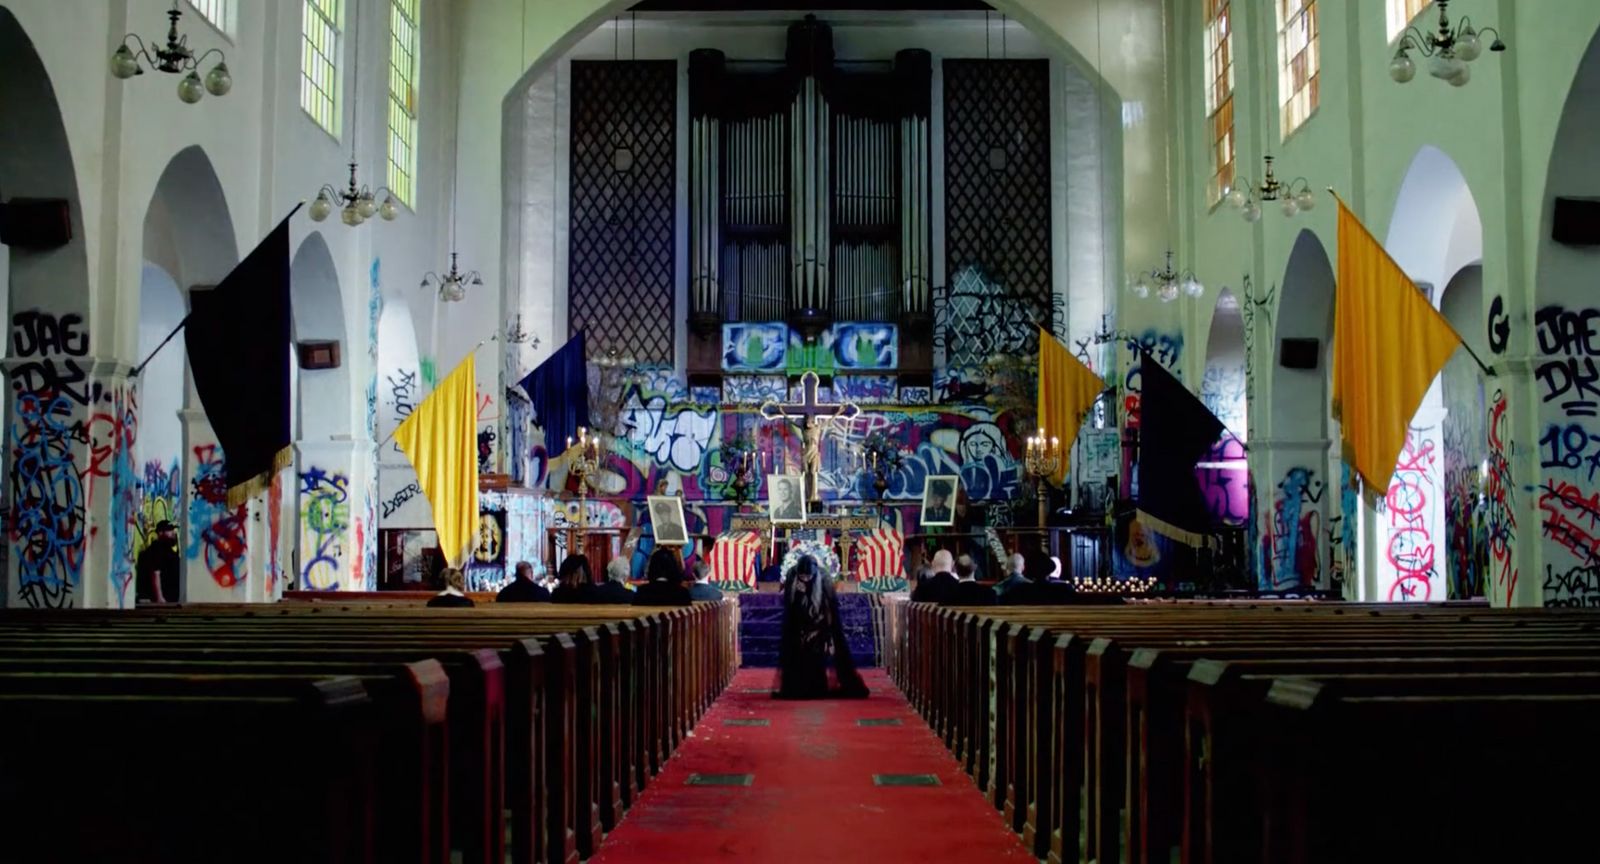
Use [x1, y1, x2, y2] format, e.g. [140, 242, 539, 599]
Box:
[773, 555, 869, 699]
[135, 520, 181, 604]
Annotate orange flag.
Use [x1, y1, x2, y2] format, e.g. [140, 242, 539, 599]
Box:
[1332, 198, 1462, 494]
[1036, 327, 1107, 486]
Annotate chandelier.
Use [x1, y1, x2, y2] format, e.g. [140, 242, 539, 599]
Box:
[310, 162, 398, 226]
[1130, 250, 1203, 303]
[1225, 156, 1316, 222]
[308, 2, 396, 228]
[1390, 0, 1505, 87]
[421, 253, 482, 303]
[109, 1, 232, 103]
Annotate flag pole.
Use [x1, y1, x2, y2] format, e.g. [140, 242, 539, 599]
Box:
[376, 330, 498, 451]
[131, 202, 308, 376]
[1325, 188, 1497, 378]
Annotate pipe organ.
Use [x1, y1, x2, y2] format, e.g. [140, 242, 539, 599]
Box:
[688, 16, 933, 377]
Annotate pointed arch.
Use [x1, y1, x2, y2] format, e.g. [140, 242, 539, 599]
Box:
[290, 232, 351, 440]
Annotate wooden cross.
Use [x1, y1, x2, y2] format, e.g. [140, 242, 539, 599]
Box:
[758, 371, 861, 504]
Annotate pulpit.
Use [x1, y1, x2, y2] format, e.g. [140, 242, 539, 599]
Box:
[547, 527, 622, 582]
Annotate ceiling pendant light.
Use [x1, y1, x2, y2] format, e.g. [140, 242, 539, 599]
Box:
[307, 2, 397, 227]
[1130, 250, 1203, 304]
[1390, 0, 1505, 87]
[421, 253, 482, 303]
[1225, 155, 1316, 223]
[109, 1, 232, 103]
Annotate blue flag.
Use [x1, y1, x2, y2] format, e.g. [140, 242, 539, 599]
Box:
[1135, 348, 1225, 546]
[516, 331, 591, 461]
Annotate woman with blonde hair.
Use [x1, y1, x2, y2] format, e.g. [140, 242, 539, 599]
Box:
[427, 567, 476, 608]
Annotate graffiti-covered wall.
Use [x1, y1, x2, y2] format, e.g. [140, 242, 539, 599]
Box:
[1536, 305, 1600, 607]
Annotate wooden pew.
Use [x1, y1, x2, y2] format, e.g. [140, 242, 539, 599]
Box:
[0, 677, 376, 863]
[885, 600, 1600, 864]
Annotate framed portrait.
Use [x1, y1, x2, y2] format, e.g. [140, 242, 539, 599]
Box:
[767, 474, 808, 525]
[647, 496, 689, 546]
[921, 475, 959, 527]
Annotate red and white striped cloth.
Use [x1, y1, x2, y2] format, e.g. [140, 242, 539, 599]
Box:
[707, 531, 762, 590]
[853, 527, 904, 584]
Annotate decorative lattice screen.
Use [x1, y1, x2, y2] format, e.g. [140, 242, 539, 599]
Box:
[941, 59, 1051, 364]
[569, 60, 678, 363]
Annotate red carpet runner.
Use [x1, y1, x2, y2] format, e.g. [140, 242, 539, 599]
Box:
[591, 669, 1034, 863]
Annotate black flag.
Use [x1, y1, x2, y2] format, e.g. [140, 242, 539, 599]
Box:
[1136, 349, 1225, 546]
[183, 213, 295, 508]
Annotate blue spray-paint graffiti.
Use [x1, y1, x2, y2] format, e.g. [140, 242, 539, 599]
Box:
[299, 466, 350, 590]
[1261, 466, 1323, 591]
[9, 391, 86, 608]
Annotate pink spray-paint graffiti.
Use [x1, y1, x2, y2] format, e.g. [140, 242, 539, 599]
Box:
[84, 383, 140, 604]
[1536, 305, 1600, 606]
[186, 444, 248, 588]
[1382, 428, 1440, 601]
[1485, 389, 1518, 605]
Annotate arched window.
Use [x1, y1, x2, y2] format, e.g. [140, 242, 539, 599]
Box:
[301, 0, 342, 135]
[1277, 0, 1319, 138]
[1203, 0, 1235, 206]
[1387, 0, 1432, 43]
[387, 0, 421, 208]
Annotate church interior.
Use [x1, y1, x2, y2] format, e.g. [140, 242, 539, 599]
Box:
[2, 0, 1600, 860]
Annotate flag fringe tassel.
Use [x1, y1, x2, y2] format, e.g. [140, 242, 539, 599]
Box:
[225, 445, 294, 509]
[1136, 508, 1213, 550]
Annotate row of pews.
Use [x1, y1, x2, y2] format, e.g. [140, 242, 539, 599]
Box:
[0, 599, 739, 864]
[885, 599, 1600, 863]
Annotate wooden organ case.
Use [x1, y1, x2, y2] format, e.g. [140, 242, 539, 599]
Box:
[686, 16, 934, 384]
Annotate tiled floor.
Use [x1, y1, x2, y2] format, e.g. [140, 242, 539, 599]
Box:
[589, 668, 1034, 863]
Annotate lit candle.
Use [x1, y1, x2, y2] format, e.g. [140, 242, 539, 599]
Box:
[567, 436, 573, 450]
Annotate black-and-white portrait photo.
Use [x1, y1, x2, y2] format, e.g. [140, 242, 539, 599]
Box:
[768, 474, 807, 524]
[921, 475, 959, 527]
[648, 495, 689, 545]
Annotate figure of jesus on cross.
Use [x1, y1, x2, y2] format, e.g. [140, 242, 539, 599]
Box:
[759, 371, 860, 505]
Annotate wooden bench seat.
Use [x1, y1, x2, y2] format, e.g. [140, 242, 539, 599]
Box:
[0, 678, 376, 863]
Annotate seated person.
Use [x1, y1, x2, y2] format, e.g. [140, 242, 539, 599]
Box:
[495, 561, 550, 603]
[633, 548, 693, 607]
[994, 553, 1030, 598]
[999, 550, 1075, 606]
[688, 561, 724, 601]
[427, 567, 476, 608]
[910, 549, 958, 603]
[550, 554, 592, 604]
[580, 558, 635, 604]
[944, 553, 997, 606]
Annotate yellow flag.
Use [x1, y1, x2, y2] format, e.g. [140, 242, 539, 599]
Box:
[1332, 198, 1462, 494]
[1037, 327, 1106, 486]
[393, 354, 480, 567]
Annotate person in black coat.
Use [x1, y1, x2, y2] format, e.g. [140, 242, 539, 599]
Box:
[135, 520, 181, 604]
[993, 553, 1030, 599]
[496, 561, 551, 603]
[944, 553, 997, 606]
[999, 550, 1075, 606]
[580, 558, 636, 604]
[550, 554, 592, 604]
[426, 567, 476, 608]
[910, 549, 958, 603]
[632, 548, 693, 607]
[687, 562, 724, 602]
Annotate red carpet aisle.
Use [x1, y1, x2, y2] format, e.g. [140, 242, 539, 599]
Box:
[591, 669, 1034, 863]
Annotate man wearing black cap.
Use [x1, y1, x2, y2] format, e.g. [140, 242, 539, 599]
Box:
[136, 520, 182, 604]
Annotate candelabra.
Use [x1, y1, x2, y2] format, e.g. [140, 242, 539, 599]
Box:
[1024, 428, 1062, 531]
[566, 426, 604, 535]
[729, 449, 756, 508]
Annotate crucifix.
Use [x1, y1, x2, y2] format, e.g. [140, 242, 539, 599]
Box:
[758, 371, 861, 505]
